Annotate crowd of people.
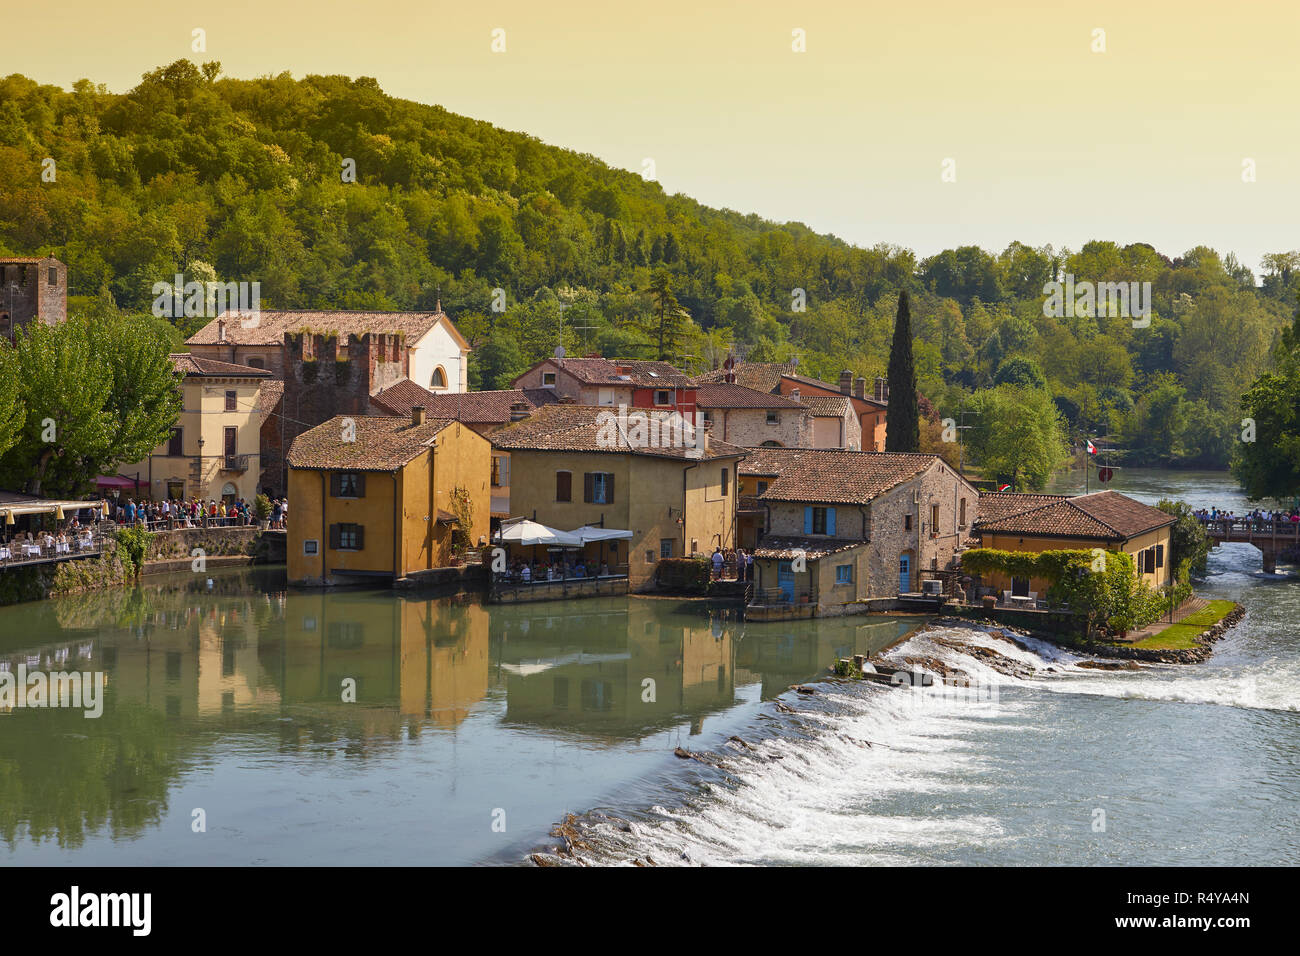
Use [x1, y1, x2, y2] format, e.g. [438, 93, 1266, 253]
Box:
[1195, 507, 1300, 529]
[710, 547, 753, 581]
[501, 557, 617, 583]
[107, 496, 289, 530]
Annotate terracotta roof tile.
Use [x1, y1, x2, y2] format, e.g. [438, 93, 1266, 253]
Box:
[169, 353, 272, 377]
[975, 490, 1174, 541]
[371, 382, 556, 422]
[975, 492, 1069, 525]
[740, 448, 942, 504]
[523, 357, 694, 387]
[752, 535, 867, 560]
[287, 415, 456, 471]
[185, 309, 466, 349]
[256, 380, 284, 418]
[793, 394, 852, 416]
[696, 383, 805, 409]
[490, 404, 745, 461]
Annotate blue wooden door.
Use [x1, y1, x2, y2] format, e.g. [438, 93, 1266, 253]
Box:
[899, 554, 910, 594]
[778, 560, 794, 602]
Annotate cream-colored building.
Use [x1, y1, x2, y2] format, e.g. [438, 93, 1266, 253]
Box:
[491, 404, 746, 590]
[972, 491, 1176, 597]
[127, 354, 272, 504]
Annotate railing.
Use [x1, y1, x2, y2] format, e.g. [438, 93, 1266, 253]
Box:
[1200, 516, 1300, 539]
[748, 584, 813, 607]
[0, 530, 105, 568]
[222, 454, 250, 472]
[493, 563, 630, 586]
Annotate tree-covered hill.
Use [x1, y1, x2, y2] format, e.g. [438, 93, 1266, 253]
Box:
[2, 59, 1296, 473]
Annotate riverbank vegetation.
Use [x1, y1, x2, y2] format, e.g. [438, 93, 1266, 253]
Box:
[1130, 600, 1238, 651]
[2, 61, 1296, 483]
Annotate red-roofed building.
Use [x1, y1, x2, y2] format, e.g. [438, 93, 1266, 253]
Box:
[512, 357, 698, 423]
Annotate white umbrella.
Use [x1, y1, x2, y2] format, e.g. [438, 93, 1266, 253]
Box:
[497, 519, 583, 548]
[570, 525, 634, 544]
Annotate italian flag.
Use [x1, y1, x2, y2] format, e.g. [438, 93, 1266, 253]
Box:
[1086, 440, 1098, 455]
[997, 483, 1011, 492]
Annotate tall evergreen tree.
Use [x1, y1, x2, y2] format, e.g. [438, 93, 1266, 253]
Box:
[885, 291, 920, 452]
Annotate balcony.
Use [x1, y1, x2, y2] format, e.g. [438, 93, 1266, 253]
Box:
[221, 454, 249, 472]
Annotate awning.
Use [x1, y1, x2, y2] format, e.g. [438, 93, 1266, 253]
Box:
[95, 475, 139, 489]
[570, 525, 634, 544]
[496, 519, 584, 548]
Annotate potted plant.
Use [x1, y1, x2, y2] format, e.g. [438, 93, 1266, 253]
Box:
[254, 494, 272, 530]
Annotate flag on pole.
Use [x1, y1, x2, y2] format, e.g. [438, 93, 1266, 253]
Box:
[1086, 440, 1097, 455]
[997, 483, 1011, 492]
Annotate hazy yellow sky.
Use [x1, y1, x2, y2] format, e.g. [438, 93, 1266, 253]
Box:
[8, 0, 1299, 272]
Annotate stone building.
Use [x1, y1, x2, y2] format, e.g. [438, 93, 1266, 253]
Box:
[0, 256, 67, 340]
[738, 447, 979, 600]
[512, 357, 698, 421]
[695, 383, 813, 448]
[186, 307, 470, 391]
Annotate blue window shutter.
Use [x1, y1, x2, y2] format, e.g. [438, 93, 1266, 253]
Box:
[827, 507, 837, 536]
[804, 506, 812, 534]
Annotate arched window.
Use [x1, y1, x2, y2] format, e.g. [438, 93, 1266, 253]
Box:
[431, 366, 447, 389]
[245, 356, 265, 369]
[760, 440, 783, 448]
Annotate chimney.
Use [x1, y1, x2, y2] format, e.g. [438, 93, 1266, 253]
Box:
[217, 318, 226, 343]
[510, 401, 530, 421]
[791, 387, 801, 401]
[412, 404, 426, 426]
[874, 377, 888, 402]
[839, 369, 853, 395]
[854, 377, 866, 399]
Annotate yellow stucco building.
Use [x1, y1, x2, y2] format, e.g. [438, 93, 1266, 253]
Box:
[126, 354, 271, 504]
[286, 407, 491, 586]
[491, 404, 746, 589]
[973, 490, 1176, 598]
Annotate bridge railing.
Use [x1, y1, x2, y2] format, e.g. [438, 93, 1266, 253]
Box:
[1199, 516, 1300, 538]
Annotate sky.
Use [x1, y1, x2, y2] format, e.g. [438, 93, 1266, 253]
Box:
[8, 0, 1299, 274]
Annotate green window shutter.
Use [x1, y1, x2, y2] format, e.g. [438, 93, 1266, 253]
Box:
[329, 524, 340, 549]
[330, 473, 341, 497]
[584, 473, 594, 503]
[355, 473, 365, 498]
[355, 525, 364, 551]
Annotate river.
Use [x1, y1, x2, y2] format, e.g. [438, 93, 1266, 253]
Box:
[2, 468, 1296, 865]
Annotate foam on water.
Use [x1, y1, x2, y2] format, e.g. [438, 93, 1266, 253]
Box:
[536, 614, 1300, 866]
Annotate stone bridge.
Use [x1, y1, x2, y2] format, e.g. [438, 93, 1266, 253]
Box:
[1201, 517, 1299, 573]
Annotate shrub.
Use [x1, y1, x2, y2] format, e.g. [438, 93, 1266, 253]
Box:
[654, 556, 710, 592]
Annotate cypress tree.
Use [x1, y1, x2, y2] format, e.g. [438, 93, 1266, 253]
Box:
[885, 290, 920, 452]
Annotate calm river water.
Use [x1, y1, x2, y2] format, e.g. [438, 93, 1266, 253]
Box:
[2, 468, 1296, 865]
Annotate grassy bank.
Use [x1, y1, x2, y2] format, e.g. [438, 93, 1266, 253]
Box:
[1130, 600, 1238, 651]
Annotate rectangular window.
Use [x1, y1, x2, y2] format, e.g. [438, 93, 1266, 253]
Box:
[721, 468, 729, 496]
[224, 426, 237, 457]
[766, 411, 779, 425]
[1156, 544, 1165, 569]
[303, 539, 319, 556]
[225, 390, 237, 411]
[905, 513, 913, 531]
[645, 549, 656, 564]
[556, 470, 572, 501]
[812, 507, 828, 535]
[168, 427, 183, 457]
[584, 472, 615, 504]
[331, 472, 365, 498]
[660, 538, 674, 558]
[329, 523, 364, 551]
[491, 456, 503, 487]
[655, 389, 671, 406]
[959, 498, 967, 528]
[542, 371, 557, 386]
[703, 410, 713, 424]
[48, 267, 57, 286]
[757, 480, 768, 494]
[930, 503, 940, 531]
[836, 564, 853, 584]
[1011, 576, 1030, 597]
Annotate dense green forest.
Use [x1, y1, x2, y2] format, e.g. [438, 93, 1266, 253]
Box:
[2, 59, 1297, 480]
